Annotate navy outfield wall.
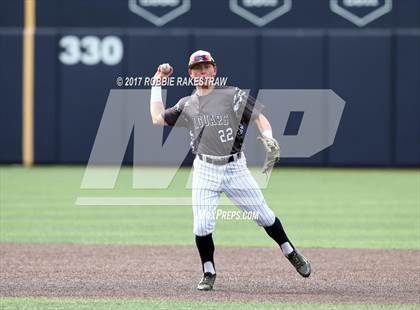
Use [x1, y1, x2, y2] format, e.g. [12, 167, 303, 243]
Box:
[0, 0, 22, 163]
[395, 31, 420, 165]
[0, 29, 22, 163]
[328, 30, 393, 166]
[0, 1, 419, 166]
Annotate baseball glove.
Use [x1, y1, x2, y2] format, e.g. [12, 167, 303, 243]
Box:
[257, 136, 280, 174]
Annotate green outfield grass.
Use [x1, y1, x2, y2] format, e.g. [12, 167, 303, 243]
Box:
[1, 166, 418, 249]
[1, 298, 419, 310]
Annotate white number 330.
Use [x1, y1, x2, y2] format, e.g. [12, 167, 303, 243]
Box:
[218, 128, 234, 143]
[59, 35, 123, 66]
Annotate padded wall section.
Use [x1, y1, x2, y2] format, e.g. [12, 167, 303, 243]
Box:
[0, 31, 22, 163]
[328, 31, 392, 166]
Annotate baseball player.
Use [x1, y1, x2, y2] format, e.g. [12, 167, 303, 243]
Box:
[150, 50, 311, 291]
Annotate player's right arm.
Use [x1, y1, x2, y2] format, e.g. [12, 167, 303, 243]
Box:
[150, 65, 173, 126]
[150, 100, 166, 126]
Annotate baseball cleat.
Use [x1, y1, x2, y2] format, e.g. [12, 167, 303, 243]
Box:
[197, 272, 216, 291]
[287, 250, 311, 277]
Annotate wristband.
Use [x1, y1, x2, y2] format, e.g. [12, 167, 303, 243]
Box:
[150, 86, 162, 102]
[262, 130, 273, 139]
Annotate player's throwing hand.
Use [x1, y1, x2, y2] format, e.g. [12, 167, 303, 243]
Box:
[153, 63, 173, 82]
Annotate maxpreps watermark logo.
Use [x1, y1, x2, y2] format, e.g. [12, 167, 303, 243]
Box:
[198, 209, 260, 221]
[230, 0, 292, 27]
[129, 0, 190, 26]
[330, 0, 392, 27]
[76, 89, 345, 207]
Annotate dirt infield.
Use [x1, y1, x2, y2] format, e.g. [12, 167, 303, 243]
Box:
[0, 244, 419, 304]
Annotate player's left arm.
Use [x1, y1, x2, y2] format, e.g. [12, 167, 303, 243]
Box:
[254, 113, 273, 138]
[255, 113, 280, 173]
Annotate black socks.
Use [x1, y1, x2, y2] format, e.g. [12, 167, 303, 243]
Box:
[195, 234, 215, 273]
[264, 217, 294, 249]
[195, 218, 293, 273]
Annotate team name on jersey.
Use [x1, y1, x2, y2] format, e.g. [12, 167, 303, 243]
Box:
[192, 114, 230, 129]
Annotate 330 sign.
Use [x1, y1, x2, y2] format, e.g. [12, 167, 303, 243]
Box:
[59, 35, 124, 66]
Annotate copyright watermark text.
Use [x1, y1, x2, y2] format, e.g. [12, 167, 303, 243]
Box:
[116, 76, 228, 87]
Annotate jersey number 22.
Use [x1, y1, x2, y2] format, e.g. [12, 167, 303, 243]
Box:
[218, 128, 233, 143]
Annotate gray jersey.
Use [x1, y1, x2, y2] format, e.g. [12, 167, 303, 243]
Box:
[162, 87, 263, 156]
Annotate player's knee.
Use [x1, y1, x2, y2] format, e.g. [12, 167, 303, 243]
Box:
[254, 207, 276, 227]
[193, 226, 215, 236]
[193, 221, 216, 236]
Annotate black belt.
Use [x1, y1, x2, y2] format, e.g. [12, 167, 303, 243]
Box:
[198, 153, 241, 165]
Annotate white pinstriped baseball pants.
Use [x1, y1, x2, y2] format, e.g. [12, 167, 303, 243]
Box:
[192, 153, 276, 236]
